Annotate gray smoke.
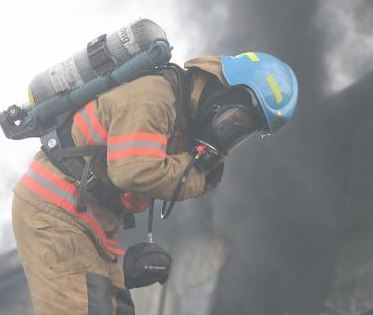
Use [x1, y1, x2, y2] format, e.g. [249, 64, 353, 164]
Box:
[165, 1, 373, 314]
[316, 0, 373, 93]
[4, 1, 373, 314]
[0, 250, 31, 315]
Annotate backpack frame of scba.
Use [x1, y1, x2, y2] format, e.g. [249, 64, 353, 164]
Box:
[0, 19, 173, 229]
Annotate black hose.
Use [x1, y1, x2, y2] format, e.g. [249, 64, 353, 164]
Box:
[160, 152, 201, 219]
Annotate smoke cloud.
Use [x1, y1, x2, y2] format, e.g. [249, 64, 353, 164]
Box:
[3, 1, 373, 314]
[169, 1, 373, 314]
[316, 0, 373, 93]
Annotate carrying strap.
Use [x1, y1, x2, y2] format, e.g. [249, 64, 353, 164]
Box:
[158, 63, 191, 134]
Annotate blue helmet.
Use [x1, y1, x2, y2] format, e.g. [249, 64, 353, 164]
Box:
[221, 52, 298, 133]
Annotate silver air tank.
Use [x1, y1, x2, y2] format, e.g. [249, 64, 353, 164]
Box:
[28, 19, 167, 106]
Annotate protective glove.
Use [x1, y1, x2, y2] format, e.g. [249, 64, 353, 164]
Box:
[192, 140, 225, 190]
[192, 140, 224, 171]
[205, 163, 224, 190]
[123, 242, 172, 289]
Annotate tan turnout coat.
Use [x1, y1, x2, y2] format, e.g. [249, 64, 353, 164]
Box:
[12, 56, 226, 315]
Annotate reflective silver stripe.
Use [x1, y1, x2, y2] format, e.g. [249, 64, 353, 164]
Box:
[27, 169, 77, 205]
[80, 108, 105, 144]
[107, 140, 166, 154]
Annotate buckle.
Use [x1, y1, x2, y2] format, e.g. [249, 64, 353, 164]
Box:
[85, 169, 97, 190]
[87, 34, 117, 76]
[41, 129, 61, 152]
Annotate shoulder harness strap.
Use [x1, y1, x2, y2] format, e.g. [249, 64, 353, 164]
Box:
[41, 117, 135, 229]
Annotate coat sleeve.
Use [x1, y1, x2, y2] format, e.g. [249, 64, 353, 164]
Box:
[101, 75, 206, 200]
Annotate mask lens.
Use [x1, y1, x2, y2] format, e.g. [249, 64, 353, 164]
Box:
[212, 105, 257, 152]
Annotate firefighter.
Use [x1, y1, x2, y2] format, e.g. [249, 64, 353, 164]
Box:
[11, 51, 298, 315]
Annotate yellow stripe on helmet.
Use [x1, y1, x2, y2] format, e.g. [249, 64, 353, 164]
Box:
[239, 52, 261, 62]
[266, 74, 283, 104]
[28, 88, 36, 107]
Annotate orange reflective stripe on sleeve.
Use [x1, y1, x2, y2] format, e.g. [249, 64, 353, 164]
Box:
[107, 132, 168, 161]
[21, 161, 125, 256]
[73, 101, 108, 145]
[85, 102, 108, 140]
[108, 132, 167, 145]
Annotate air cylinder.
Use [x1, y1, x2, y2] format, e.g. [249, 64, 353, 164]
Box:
[28, 19, 168, 105]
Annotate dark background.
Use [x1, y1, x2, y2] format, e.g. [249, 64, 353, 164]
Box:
[3, 1, 373, 314]
[167, 1, 373, 314]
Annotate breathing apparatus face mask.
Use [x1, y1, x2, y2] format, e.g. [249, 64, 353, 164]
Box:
[193, 86, 262, 153]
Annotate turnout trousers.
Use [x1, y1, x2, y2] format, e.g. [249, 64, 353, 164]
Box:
[12, 195, 135, 315]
